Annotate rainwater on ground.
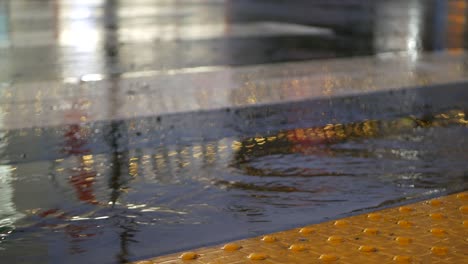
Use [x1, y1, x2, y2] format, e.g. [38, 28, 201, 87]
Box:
[0, 87, 467, 263]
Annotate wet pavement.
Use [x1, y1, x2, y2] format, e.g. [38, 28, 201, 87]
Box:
[1, 0, 468, 263]
[0, 87, 467, 263]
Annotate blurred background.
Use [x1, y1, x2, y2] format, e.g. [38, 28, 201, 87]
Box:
[1, 0, 468, 82]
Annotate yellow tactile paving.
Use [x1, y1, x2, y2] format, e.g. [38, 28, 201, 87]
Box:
[134, 192, 468, 264]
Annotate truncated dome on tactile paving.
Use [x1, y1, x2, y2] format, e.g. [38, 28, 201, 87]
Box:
[134, 192, 468, 263]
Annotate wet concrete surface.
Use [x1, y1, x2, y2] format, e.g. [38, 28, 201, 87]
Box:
[1, 0, 468, 263]
[3, 51, 468, 130]
[0, 85, 467, 263]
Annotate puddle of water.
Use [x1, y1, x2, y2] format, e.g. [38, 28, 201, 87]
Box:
[0, 91, 467, 263]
